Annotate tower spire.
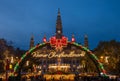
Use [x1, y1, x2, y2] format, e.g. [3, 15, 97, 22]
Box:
[56, 8, 63, 39]
[30, 34, 34, 49]
[58, 8, 60, 16]
[84, 34, 89, 48]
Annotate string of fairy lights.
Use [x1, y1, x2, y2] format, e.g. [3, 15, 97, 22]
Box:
[13, 42, 107, 77]
[71, 42, 107, 77]
[13, 43, 46, 75]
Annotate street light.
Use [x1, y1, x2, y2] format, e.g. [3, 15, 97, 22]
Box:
[26, 61, 29, 66]
[100, 56, 104, 63]
[10, 56, 14, 63]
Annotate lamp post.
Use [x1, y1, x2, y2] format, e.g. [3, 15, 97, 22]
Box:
[100, 56, 104, 63]
[5, 58, 9, 81]
[118, 55, 120, 76]
[26, 61, 29, 66]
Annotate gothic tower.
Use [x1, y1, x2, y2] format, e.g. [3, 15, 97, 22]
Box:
[30, 35, 34, 49]
[84, 34, 89, 48]
[56, 8, 63, 39]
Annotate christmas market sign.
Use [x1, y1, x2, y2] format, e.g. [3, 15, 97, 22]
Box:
[32, 51, 85, 58]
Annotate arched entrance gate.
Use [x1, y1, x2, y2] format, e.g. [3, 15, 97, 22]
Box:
[12, 9, 107, 77]
[12, 41, 107, 77]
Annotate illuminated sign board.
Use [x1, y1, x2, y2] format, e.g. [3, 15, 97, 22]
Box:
[32, 51, 85, 58]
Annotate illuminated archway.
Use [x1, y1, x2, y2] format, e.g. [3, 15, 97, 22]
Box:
[13, 43, 47, 75]
[70, 42, 107, 76]
[13, 42, 107, 77]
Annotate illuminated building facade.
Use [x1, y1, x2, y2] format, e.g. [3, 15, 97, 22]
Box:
[29, 9, 89, 74]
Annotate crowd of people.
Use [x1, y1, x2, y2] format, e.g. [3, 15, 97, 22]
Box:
[5, 74, 120, 81]
[74, 75, 120, 81]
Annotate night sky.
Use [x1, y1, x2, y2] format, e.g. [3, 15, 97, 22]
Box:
[0, 0, 120, 50]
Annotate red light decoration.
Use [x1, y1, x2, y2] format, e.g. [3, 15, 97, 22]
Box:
[50, 36, 68, 50]
[43, 37, 47, 42]
[71, 34, 75, 42]
[72, 37, 75, 42]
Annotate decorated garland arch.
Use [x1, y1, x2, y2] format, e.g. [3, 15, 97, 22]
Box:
[13, 42, 107, 77]
[70, 42, 107, 76]
[13, 43, 47, 75]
